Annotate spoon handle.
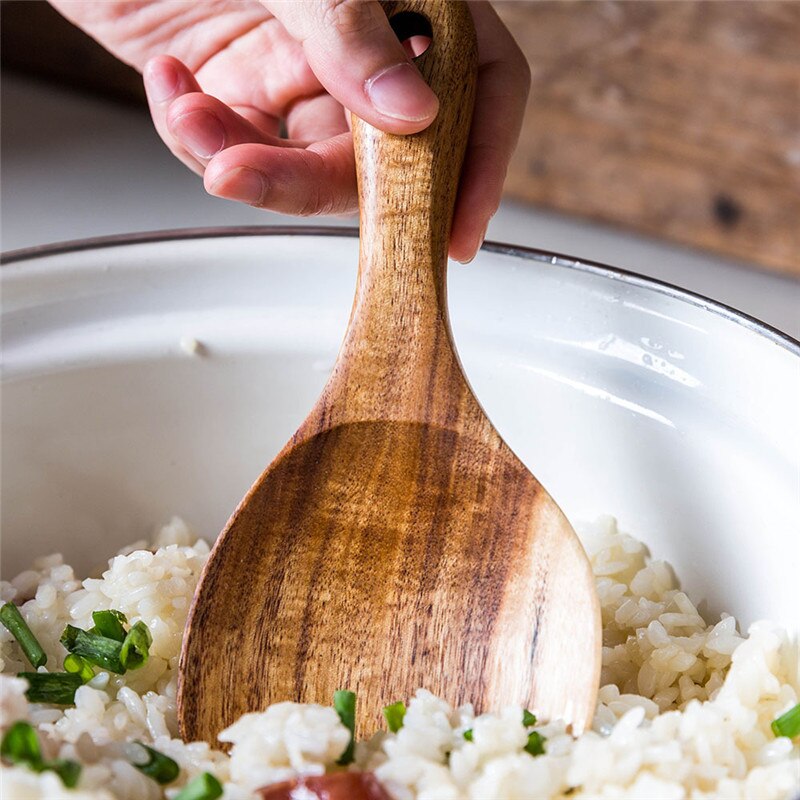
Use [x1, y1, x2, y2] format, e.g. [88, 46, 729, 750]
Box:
[354, 1, 477, 275]
[333, 1, 478, 423]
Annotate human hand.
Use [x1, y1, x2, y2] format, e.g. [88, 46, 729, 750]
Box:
[50, 1, 529, 262]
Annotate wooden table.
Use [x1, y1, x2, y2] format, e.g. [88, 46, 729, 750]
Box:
[495, 0, 800, 275]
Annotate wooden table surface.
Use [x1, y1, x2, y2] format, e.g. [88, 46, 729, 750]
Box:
[495, 0, 800, 276]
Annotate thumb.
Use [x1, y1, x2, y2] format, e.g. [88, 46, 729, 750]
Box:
[264, 0, 438, 134]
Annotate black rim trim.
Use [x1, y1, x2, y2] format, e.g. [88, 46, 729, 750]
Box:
[3, 225, 798, 355]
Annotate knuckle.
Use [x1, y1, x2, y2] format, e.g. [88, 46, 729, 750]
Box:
[301, 183, 339, 217]
[510, 45, 531, 93]
[318, 0, 383, 38]
[298, 190, 324, 216]
[297, 156, 328, 216]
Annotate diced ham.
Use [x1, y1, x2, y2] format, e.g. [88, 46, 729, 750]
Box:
[258, 771, 392, 800]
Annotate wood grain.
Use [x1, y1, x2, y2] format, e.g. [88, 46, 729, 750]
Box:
[178, 0, 601, 747]
[495, 0, 800, 274]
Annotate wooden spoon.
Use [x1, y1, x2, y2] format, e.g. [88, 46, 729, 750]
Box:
[178, 0, 600, 745]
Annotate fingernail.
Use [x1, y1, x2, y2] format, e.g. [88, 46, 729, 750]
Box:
[144, 60, 178, 103]
[456, 226, 488, 265]
[210, 167, 266, 206]
[366, 63, 439, 122]
[477, 224, 489, 252]
[171, 110, 225, 159]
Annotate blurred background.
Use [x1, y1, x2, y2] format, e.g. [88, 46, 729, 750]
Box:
[2, 0, 799, 335]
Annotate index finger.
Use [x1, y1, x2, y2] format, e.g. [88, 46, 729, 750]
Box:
[263, 0, 439, 134]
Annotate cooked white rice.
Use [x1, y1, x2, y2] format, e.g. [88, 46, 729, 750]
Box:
[1, 516, 798, 799]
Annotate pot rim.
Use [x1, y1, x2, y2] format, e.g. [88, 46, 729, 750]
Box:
[3, 224, 798, 355]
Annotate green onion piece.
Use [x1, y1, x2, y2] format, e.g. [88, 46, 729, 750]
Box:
[119, 621, 152, 671]
[0, 602, 47, 669]
[131, 741, 180, 784]
[18, 672, 83, 705]
[46, 758, 82, 788]
[63, 654, 95, 684]
[173, 772, 223, 800]
[1, 721, 81, 788]
[382, 701, 406, 733]
[333, 690, 356, 766]
[771, 703, 800, 739]
[522, 709, 537, 727]
[524, 730, 546, 756]
[60, 625, 125, 674]
[1, 720, 42, 764]
[91, 610, 127, 642]
[463, 729, 474, 742]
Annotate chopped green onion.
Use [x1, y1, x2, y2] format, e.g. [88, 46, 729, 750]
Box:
[524, 730, 546, 756]
[0, 721, 81, 788]
[333, 690, 356, 765]
[1, 720, 41, 763]
[173, 772, 223, 800]
[60, 625, 125, 674]
[18, 672, 83, 705]
[120, 621, 152, 671]
[463, 728, 474, 742]
[131, 741, 179, 784]
[771, 703, 800, 739]
[91, 610, 127, 642]
[64, 654, 95, 684]
[45, 758, 82, 788]
[61, 614, 150, 674]
[522, 709, 537, 727]
[0, 602, 47, 668]
[382, 701, 406, 733]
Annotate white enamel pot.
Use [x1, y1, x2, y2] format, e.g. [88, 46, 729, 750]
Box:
[2, 228, 798, 631]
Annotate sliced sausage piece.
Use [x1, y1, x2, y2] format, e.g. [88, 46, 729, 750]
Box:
[258, 772, 391, 800]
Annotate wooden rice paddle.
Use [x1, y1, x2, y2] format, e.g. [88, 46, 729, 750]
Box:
[178, 0, 601, 745]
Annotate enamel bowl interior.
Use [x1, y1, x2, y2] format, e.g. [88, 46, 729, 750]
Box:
[2, 229, 798, 631]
